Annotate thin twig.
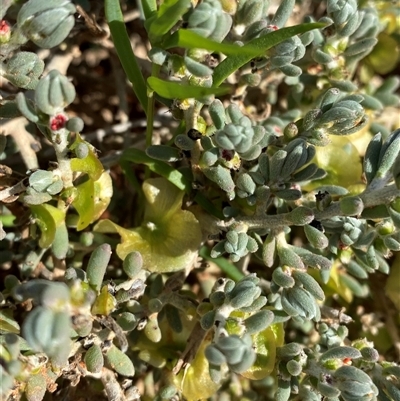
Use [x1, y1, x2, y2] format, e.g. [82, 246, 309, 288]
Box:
[100, 368, 127, 401]
[172, 321, 208, 375]
[1, 117, 39, 170]
[216, 184, 400, 231]
[0, 179, 27, 201]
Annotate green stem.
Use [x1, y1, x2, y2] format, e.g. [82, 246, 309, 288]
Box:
[120, 159, 145, 225]
[141, 0, 157, 20]
[199, 246, 244, 281]
[144, 64, 161, 179]
[145, 64, 161, 147]
[105, 0, 148, 114]
[212, 23, 325, 87]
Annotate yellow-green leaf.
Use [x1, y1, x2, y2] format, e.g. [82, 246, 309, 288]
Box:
[72, 177, 95, 231]
[92, 171, 113, 222]
[91, 285, 117, 315]
[70, 134, 104, 181]
[0, 310, 20, 334]
[147, 77, 231, 100]
[30, 204, 65, 248]
[142, 176, 184, 222]
[72, 172, 113, 231]
[385, 253, 400, 311]
[242, 323, 284, 380]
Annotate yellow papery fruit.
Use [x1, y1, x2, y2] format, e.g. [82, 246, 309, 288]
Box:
[241, 323, 284, 380]
[385, 253, 400, 311]
[94, 177, 202, 272]
[226, 310, 284, 380]
[366, 33, 400, 75]
[303, 135, 364, 192]
[309, 264, 353, 304]
[170, 340, 221, 401]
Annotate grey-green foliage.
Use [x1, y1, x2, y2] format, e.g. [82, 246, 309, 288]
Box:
[373, 76, 400, 108]
[84, 344, 104, 373]
[211, 102, 273, 161]
[364, 129, 400, 185]
[0, 1, 78, 211]
[28, 170, 60, 194]
[11, 67, 85, 206]
[211, 230, 258, 261]
[235, 0, 269, 27]
[1, 0, 76, 90]
[22, 306, 71, 361]
[197, 87, 369, 203]
[184, 55, 214, 78]
[233, 0, 306, 78]
[274, 335, 393, 401]
[334, 366, 379, 401]
[1, 0, 400, 400]
[33, 69, 76, 115]
[199, 275, 267, 328]
[3, 52, 44, 89]
[199, 275, 277, 379]
[86, 243, 112, 292]
[186, 0, 232, 42]
[270, 35, 305, 74]
[205, 334, 256, 374]
[105, 344, 135, 377]
[14, 68, 78, 128]
[10, 280, 72, 370]
[17, 0, 76, 49]
[300, 92, 368, 145]
[200, 117, 400, 356]
[0, 244, 147, 399]
[23, 169, 64, 205]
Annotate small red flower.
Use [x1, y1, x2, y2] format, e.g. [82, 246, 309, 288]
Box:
[0, 20, 10, 33]
[0, 20, 11, 43]
[267, 25, 279, 31]
[50, 114, 67, 131]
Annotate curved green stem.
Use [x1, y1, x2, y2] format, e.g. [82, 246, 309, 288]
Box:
[145, 64, 161, 147]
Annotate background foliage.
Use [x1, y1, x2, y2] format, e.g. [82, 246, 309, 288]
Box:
[0, 0, 400, 400]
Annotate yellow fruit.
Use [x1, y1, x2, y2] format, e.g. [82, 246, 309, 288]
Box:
[226, 309, 284, 380]
[170, 339, 221, 401]
[241, 323, 284, 380]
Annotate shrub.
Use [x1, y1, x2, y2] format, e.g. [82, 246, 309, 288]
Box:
[0, 0, 399, 400]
